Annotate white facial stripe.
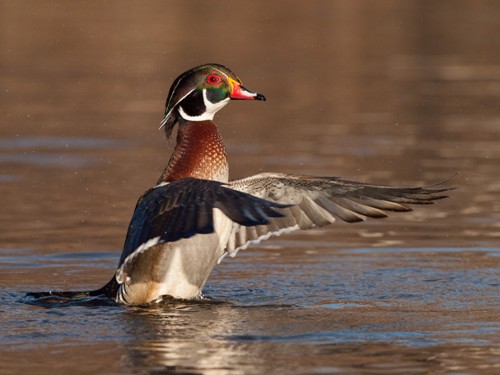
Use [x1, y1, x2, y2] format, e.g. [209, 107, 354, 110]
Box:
[159, 88, 196, 128]
[178, 106, 212, 121]
[178, 89, 230, 122]
[163, 73, 189, 117]
[163, 66, 208, 113]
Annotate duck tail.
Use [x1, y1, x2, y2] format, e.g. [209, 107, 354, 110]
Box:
[25, 276, 119, 301]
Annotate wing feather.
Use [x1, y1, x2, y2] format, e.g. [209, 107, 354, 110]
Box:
[119, 173, 451, 265]
[223, 172, 452, 257]
[118, 177, 288, 266]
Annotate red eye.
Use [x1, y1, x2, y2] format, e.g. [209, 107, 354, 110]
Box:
[206, 74, 221, 85]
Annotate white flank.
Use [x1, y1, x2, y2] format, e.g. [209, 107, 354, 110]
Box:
[155, 244, 200, 299]
[115, 236, 161, 284]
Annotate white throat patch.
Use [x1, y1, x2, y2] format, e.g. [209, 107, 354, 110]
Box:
[178, 89, 230, 122]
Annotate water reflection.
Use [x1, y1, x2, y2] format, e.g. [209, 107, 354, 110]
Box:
[123, 302, 269, 374]
[121, 300, 500, 374]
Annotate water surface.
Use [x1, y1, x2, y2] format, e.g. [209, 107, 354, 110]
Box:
[1, 1, 499, 374]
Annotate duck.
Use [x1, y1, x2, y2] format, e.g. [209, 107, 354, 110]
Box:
[29, 63, 451, 305]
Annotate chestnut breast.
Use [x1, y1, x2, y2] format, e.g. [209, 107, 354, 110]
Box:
[159, 121, 229, 183]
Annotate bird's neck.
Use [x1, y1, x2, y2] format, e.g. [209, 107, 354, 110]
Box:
[158, 120, 228, 184]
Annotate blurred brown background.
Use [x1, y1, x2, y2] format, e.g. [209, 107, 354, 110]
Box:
[2, 1, 498, 254]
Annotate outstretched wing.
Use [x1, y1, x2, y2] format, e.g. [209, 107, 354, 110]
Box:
[118, 177, 288, 266]
[223, 172, 452, 258]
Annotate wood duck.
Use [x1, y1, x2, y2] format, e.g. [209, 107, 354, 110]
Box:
[30, 64, 451, 305]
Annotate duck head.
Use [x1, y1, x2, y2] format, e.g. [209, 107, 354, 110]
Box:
[160, 64, 266, 137]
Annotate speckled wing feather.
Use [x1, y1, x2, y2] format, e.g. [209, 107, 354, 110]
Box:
[223, 172, 451, 258]
[118, 177, 288, 266]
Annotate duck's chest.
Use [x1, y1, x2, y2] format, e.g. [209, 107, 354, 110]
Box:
[160, 121, 229, 184]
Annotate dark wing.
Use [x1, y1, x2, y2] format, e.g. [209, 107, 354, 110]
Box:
[223, 172, 452, 257]
[118, 177, 288, 266]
